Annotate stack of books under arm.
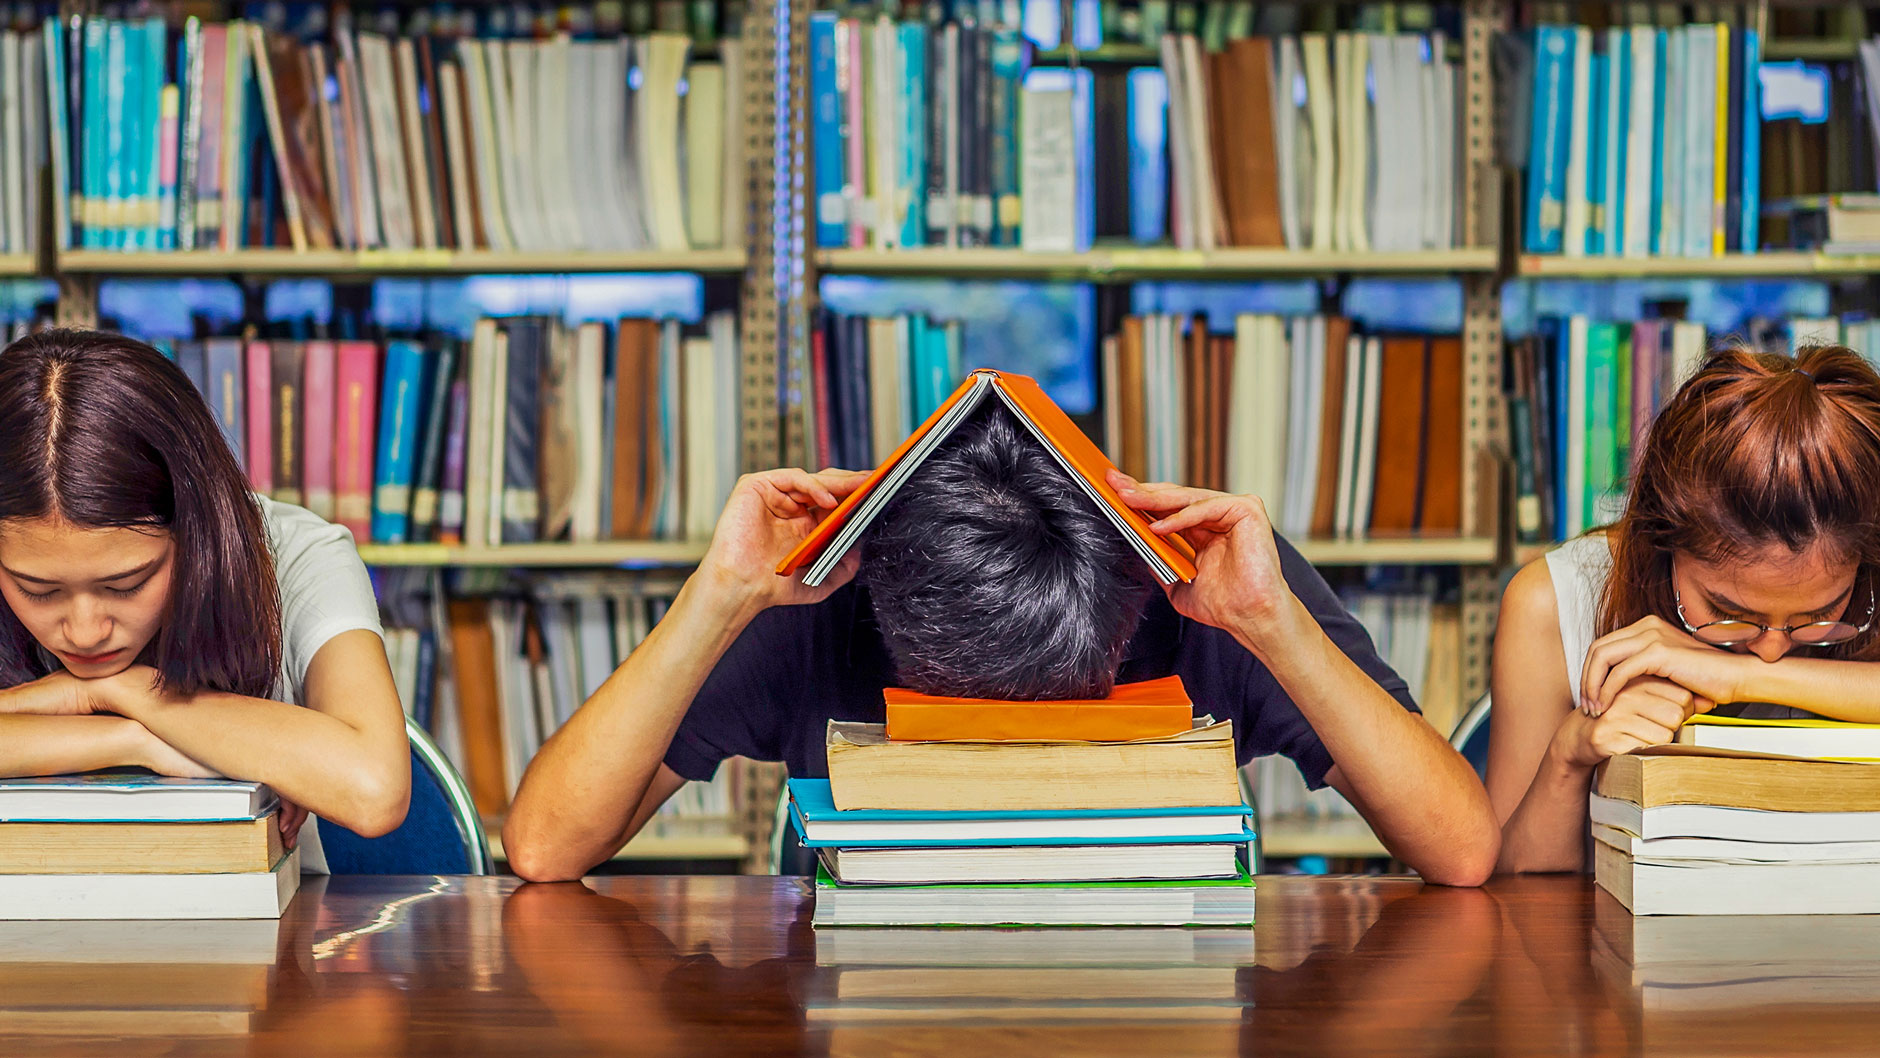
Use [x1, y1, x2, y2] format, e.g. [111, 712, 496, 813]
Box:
[0, 773, 298, 920]
[1594, 715, 1880, 916]
[796, 676, 1255, 928]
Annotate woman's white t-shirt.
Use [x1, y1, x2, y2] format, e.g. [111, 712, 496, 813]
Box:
[256, 495, 386, 873]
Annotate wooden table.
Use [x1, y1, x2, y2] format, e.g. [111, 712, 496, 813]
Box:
[1, 873, 1875, 1056]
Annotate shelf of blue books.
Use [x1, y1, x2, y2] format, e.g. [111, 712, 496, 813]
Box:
[818, 248, 1499, 279]
[1516, 253, 1880, 279]
[57, 249, 749, 278]
[355, 541, 712, 568]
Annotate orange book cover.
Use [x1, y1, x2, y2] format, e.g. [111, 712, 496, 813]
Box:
[883, 675, 1195, 742]
[776, 369, 1197, 585]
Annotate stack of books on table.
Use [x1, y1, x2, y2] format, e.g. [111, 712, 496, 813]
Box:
[0, 773, 299, 920]
[1592, 715, 1880, 916]
[797, 675, 1256, 928]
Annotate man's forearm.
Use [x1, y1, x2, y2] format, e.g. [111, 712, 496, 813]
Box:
[1236, 597, 1500, 885]
[503, 569, 762, 881]
[1497, 747, 1594, 873]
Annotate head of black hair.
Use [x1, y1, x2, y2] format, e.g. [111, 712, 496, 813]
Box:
[859, 402, 1156, 699]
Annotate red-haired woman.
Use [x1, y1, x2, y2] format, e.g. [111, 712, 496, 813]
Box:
[1489, 344, 1880, 872]
[0, 331, 410, 868]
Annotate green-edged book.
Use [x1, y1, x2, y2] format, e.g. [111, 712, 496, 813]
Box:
[810, 864, 1255, 928]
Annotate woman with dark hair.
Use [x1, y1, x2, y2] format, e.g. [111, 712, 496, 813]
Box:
[0, 330, 410, 868]
[1489, 344, 1880, 872]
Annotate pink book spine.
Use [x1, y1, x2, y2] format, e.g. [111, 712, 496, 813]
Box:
[843, 22, 866, 249]
[302, 340, 337, 521]
[243, 341, 273, 495]
[333, 342, 381, 542]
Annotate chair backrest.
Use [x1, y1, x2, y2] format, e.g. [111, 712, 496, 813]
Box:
[316, 717, 494, 876]
[1451, 693, 1492, 782]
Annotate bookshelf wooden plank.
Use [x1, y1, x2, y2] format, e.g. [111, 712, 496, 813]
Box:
[56, 249, 747, 277]
[817, 247, 1498, 278]
[1290, 537, 1499, 566]
[0, 254, 39, 276]
[1514, 253, 1877, 278]
[355, 541, 710, 567]
[1261, 818, 1390, 859]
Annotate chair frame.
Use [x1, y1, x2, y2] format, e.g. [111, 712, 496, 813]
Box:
[406, 716, 495, 876]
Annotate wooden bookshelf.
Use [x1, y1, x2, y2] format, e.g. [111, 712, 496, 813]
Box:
[818, 247, 1499, 279]
[486, 824, 748, 864]
[1291, 537, 1499, 566]
[55, 248, 748, 277]
[1261, 818, 1390, 860]
[0, 253, 37, 277]
[1515, 252, 1880, 278]
[355, 541, 710, 567]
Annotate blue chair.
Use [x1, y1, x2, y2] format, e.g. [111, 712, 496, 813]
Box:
[1452, 693, 1491, 781]
[316, 717, 494, 875]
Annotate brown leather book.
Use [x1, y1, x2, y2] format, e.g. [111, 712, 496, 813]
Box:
[1419, 336, 1465, 533]
[260, 31, 337, 249]
[609, 319, 653, 539]
[1368, 337, 1430, 534]
[1309, 317, 1353, 537]
[635, 323, 666, 539]
[447, 597, 508, 817]
[1118, 316, 1148, 482]
[536, 322, 576, 539]
[1212, 38, 1284, 247]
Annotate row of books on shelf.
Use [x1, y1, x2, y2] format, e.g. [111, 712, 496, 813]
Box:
[1100, 314, 1464, 542]
[47, 10, 745, 255]
[1521, 21, 1764, 259]
[378, 569, 741, 844]
[1506, 313, 1854, 545]
[811, 14, 1460, 255]
[170, 310, 739, 548]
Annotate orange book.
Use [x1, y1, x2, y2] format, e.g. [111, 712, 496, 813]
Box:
[777, 370, 1197, 587]
[883, 676, 1196, 742]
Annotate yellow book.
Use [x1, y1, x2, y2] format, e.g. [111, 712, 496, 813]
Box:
[1712, 23, 1729, 256]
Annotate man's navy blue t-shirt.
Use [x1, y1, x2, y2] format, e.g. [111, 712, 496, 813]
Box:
[662, 534, 1420, 789]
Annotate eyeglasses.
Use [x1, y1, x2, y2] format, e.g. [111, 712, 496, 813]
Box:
[1675, 584, 1877, 647]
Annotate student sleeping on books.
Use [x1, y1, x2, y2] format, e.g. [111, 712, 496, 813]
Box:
[0, 331, 410, 870]
[1490, 345, 1880, 873]
[504, 374, 1502, 886]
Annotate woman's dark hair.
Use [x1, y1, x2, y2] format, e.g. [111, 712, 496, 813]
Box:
[0, 329, 281, 696]
[1604, 344, 1880, 660]
[860, 402, 1157, 699]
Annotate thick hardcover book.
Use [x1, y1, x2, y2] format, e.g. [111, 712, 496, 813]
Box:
[370, 339, 427, 544]
[333, 340, 380, 541]
[302, 340, 336, 520]
[884, 675, 1194, 742]
[407, 340, 459, 541]
[243, 340, 273, 495]
[203, 337, 244, 467]
[500, 319, 544, 542]
[268, 340, 304, 506]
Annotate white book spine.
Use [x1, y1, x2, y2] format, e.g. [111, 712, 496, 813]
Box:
[1623, 27, 1657, 257]
[1561, 26, 1592, 258]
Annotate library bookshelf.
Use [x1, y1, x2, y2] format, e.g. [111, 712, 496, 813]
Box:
[817, 248, 1500, 280]
[1515, 253, 1880, 279]
[56, 249, 748, 277]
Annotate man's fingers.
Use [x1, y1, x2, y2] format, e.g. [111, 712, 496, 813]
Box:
[1149, 497, 1244, 536]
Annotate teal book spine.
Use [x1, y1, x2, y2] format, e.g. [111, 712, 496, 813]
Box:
[42, 20, 72, 249]
[1739, 28, 1761, 253]
[1586, 52, 1606, 256]
[371, 340, 428, 544]
[1648, 29, 1667, 255]
[1658, 28, 1684, 257]
[989, 26, 1024, 246]
[1584, 323, 1618, 528]
[143, 19, 168, 250]
[1524, 26, 1573, 253]
[82, 19, 106, 249]
[810, 12, 845, 247]
[897, 22, 929, 248]
[1604, 30, 1629, 256]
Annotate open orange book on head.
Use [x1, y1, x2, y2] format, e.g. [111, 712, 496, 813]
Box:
[884, 675, 1196, 742]
[776, 369, 1197, 587]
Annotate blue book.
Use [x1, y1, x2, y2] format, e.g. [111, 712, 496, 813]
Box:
[1740, 28, 1761, 253]
[787, 779, 1255, 848]
[370, 340, 428, 544]
[1126, 67, 1169, 245]
[1649, 29, 1668, 254]
[1586, 52, 1606, 256]
[141, 19, 167, 250]
[203, 337, 244, 465]
[1525, 26, 1574, 254]
[897, 22, 929, 247]
[809, 12, 845, 248]
[81, 19, 106, 249]
[43, 20, 70, 249]
[1605, 33, 1629, 256]
[989, 27, 1025, 246]
[1659, 29, 1685, 256]
[1072, 65, 1095, 252]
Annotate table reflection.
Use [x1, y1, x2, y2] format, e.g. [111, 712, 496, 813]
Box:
[4, 874, 1880, 1056]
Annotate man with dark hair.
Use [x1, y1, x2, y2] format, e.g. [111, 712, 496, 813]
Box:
[504, 405, 1500, 886]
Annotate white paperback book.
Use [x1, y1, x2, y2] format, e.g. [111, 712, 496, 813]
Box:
[0, 848, 300, 921]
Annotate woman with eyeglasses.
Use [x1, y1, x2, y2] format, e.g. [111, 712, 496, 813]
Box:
[1488, 344, 1880, 873]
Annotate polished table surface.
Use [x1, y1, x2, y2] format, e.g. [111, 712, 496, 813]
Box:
[2, 872, 1876, 1057]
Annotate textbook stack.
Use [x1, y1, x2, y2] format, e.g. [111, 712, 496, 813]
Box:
[1593, 715, 1880, 915]
[810, 8, 1459, 253]
[169, 311, 738, 547]
[48, 9, 744, 254]
[1100, 314, 1464, 542]
[0, 774, 298, 920]
[797, 675, 1257, 928]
